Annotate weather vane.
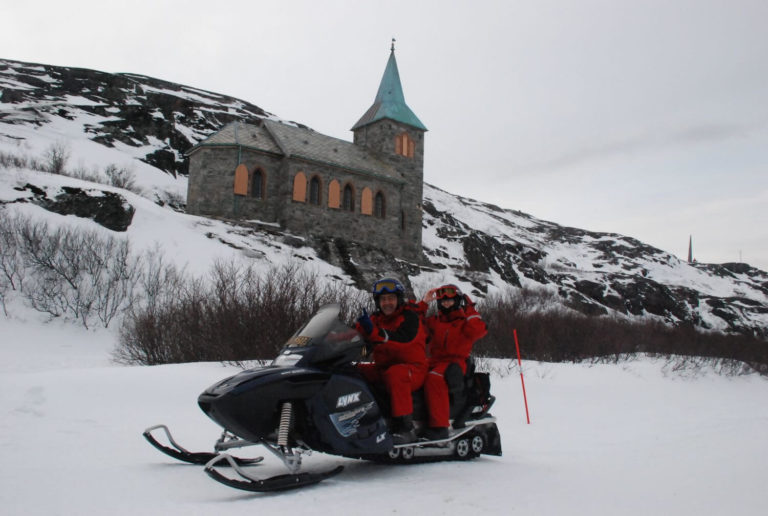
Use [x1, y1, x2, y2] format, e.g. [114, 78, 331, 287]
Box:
[391, 37, 396, 52]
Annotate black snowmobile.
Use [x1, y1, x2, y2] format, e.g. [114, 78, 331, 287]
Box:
[143, 303, 501, 492]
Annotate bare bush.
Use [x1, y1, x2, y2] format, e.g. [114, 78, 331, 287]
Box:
[0, 150, 45, 171]
[104, 164, 138, 192]
[6, 213, 141, 328]
[0, 211, 25, 315]
[0, 211, 25, 293]
[69, 164, 104, 183]
[44, 141, 70, 175]
[115, 261, 368, 365]
[476, 287, 768, 376]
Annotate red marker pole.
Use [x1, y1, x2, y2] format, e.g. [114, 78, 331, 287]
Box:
[513, 329, 531, 424]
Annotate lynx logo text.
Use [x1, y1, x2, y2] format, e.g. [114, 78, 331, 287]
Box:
[336, 391, 361, 408]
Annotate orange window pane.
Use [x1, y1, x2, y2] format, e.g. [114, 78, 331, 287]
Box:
[293, 172, 307, 202]
[234, 164, 248, 195]
[328, 179, 340, 208]
[395, 132, 414, 158]
[361, 187, 373, 215]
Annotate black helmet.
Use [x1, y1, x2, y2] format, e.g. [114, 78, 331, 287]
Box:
[372, 277, 405, 310]
[435, 284, 464, 314]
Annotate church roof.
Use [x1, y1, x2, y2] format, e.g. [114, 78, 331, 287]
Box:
[351, 47, 427, 132]
[192, 121, 282, 154]
[189, 120, 404, 184]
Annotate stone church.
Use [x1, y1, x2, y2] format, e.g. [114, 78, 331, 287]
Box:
[186, 45, 426, 262]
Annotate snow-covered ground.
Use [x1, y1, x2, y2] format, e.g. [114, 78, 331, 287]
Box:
[1, 312, 766, 515]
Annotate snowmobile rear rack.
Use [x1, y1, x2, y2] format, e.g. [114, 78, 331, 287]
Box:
[395, 415, 497, 448]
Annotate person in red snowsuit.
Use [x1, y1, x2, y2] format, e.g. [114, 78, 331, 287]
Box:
[356, 277, 428, 444]
[419, 284, 487, 440]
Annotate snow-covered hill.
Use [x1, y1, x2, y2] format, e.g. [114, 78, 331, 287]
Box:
[1, 57, 767, 338]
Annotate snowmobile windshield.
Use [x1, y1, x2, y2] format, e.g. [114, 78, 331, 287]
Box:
[274, 304, 363, 367]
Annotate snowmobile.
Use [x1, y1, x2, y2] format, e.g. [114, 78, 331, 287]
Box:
[143, 303, 501, 492]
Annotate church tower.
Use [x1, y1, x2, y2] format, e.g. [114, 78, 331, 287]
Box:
[688, 235, 694, 263]
[352, 40, 427, 260]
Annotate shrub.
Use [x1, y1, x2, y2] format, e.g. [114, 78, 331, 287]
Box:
[476, 287, 768, 375]
[0, 150, 46, 172]
[115, 261, 368, 365]
[1, 211, 141, 328]
[104, 164, 139, 193]
[44, 141, 70, 175]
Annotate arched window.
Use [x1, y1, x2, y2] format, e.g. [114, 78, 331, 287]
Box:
[292, 172, 307, 202]
[374, 191, 386, 218]
[395, 132, 415, 158]
[328, 179, 340, 208]
[342, 184, 354, 212]
[252, 168, 264, 199]
[309, 176, 321, 205]
[233, 164, 248, 196]
[361, 187, 373, 215]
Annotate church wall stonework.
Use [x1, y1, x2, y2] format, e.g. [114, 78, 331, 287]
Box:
[187, 146, 284, 221]
[272, 159, 412, 258]
[187, 145, 418, 260]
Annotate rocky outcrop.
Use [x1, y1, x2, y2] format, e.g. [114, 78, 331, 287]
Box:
[11, 184, 134, 231]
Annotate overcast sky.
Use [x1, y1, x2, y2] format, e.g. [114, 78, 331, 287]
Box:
[3, 0, 767, 270]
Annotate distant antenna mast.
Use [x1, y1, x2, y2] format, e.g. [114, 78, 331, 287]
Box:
[687, 235, 693, 263]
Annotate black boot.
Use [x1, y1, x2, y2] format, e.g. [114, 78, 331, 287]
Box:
[422, 427, 449, 441]
[392, 414, 417, 445]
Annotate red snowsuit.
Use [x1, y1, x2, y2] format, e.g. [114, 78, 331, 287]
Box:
[356, 303, 428, 418]
[421, 300, 487, 428]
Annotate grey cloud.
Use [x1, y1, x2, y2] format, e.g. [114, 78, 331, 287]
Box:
[515, 120, 766, 175]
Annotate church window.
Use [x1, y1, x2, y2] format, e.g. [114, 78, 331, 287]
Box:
[309, 176, 321, 205]
[395, 132, 415, 158]
[342, 184, 355, 212]
[292, 172, 307, 202]
[361, 187, 373, 215]
[374, 192, 386, 218]
[233, 164, 248, 196]
[252, 168, 265, 199]
[328, 179, 340, 208]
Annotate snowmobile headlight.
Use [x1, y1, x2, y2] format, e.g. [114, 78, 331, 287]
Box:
[273, 353, 302, 366]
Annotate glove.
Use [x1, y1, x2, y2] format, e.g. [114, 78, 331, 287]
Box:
[357, 309, 374, 335]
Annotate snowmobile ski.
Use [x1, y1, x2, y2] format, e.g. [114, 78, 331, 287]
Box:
[143, 425, 263, 466]
[204, 453, 344, 492]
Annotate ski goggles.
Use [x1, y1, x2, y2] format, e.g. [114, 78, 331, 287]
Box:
[435, 285, 460, 299]
[372, 279, 401, 295]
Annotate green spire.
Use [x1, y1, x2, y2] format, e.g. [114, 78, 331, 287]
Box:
[352, 41, 427, 131]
